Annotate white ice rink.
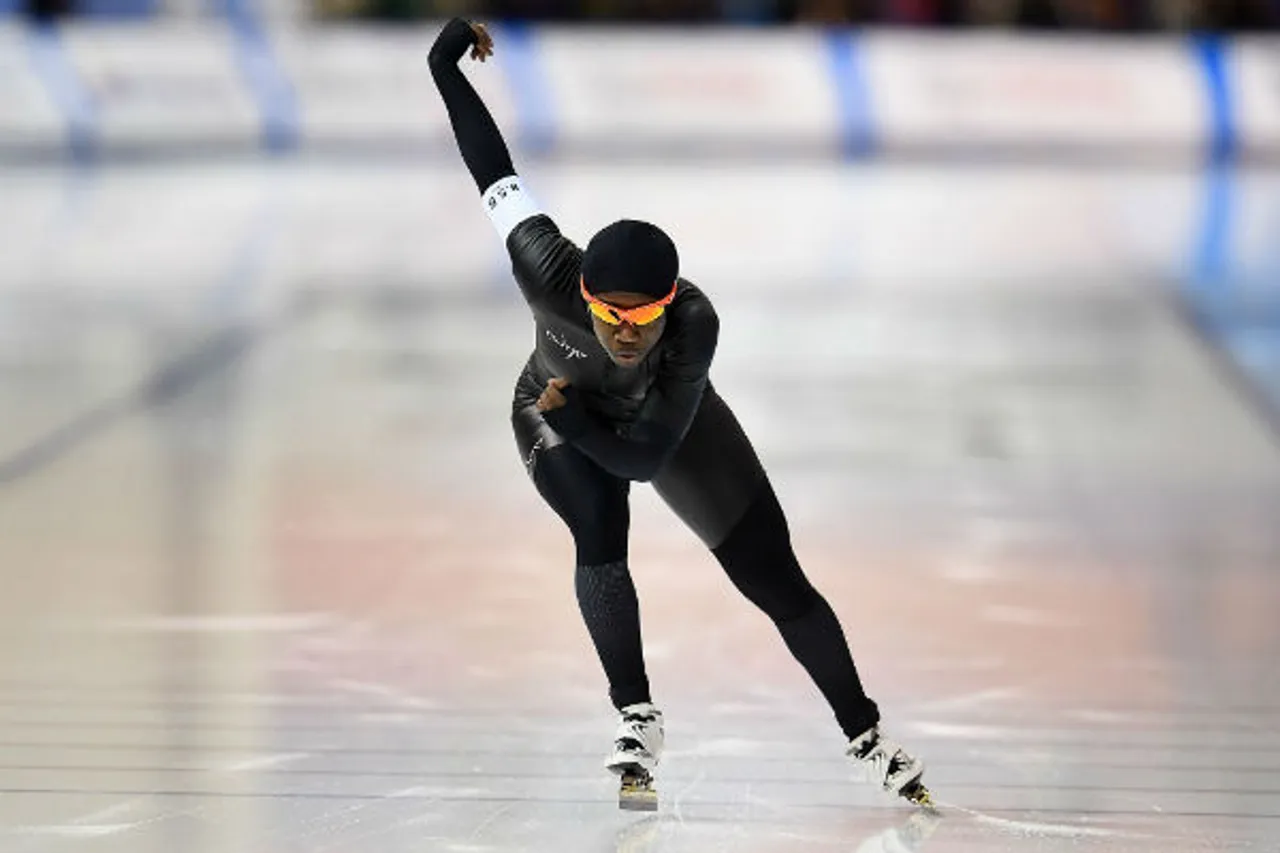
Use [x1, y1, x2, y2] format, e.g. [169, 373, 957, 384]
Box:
[1, 160, 1278, 852]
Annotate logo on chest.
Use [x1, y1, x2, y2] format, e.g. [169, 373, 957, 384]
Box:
[545, 328, 589, 361]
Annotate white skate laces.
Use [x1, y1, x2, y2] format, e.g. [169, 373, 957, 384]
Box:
[605, 702, 664, 774]
[846, 725, 924, 796]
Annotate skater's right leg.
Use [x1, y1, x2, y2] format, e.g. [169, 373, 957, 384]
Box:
[527, 439, 652, 711]
[513, 393, 665, 807]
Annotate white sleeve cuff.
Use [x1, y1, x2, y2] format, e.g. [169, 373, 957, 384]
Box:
[481, 176, 542, 241]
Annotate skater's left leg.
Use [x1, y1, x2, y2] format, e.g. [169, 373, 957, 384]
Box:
[710, 480, 880, 740]
[653, 387, 927, 799]
[651, 387, 878, 740]
[653, 388, 926, 798]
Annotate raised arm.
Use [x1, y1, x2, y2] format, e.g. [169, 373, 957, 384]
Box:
[428, 18, 515, 194]
[429, 18, 545, 243]
[430, 18, 580, 307]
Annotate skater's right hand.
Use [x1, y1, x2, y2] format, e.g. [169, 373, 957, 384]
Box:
[428, 18, 492, 69]
[469, 23, 494, 63]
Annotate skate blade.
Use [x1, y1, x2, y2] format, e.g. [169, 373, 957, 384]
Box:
[618, 766, 657, 812]
[619, 788, 658, 812]
[899, 778, 936, 809]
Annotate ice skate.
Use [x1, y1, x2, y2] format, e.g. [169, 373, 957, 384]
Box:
[847, 725, 932, 807]
[605, 702, 663, 811]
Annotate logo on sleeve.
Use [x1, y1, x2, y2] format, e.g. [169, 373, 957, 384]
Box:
[487, 179, 521, 210]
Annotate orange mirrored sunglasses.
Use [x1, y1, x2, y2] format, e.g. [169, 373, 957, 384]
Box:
[580, 277, 677, 326]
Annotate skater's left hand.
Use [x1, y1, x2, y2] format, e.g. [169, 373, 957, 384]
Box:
[538, 377, 591, 439]
[536, 377, 570, 413]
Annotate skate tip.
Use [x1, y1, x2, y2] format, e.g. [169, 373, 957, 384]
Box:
[899, 779, 936, 809]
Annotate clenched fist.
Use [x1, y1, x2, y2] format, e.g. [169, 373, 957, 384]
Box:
[536, 377, 570, 413]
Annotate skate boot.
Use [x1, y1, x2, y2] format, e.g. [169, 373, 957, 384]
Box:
[847, 725, 932, 807]
[604, 702, 663, 811]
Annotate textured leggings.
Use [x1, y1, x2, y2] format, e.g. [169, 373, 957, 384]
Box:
[516, 386, 881, 740]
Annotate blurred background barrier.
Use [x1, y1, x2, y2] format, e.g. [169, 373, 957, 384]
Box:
[0, 17, 1278, 163]
[1232, 36, 1280, 160]
[2, 11, 1280, 848]
[0, 2, 1277, 415]
[1, 10, 1276, 414]
[858, 33, 1212, 159]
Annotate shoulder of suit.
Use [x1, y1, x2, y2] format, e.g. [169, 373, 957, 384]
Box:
[673, 281, 716, 322]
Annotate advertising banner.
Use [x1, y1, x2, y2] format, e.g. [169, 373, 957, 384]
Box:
[1232, 37, 1280, 158]
[536, 28, 842, 156]
[859, 33, 1208, 158]
[60, 22, 261, 153]
[274, 24, 517, 152]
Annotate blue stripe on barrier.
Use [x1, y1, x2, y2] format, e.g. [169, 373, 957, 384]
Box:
[1188, 37, 1238, 302]
[826, 29, 873, 160]
[1193, 35, 1236, 165]
[1191, 163, 1234, 293]
[1186, 37, 1237, 329]
[496, 21, 555, 157]
[24, 22, 97, 162]
[223, 0, 298, 152]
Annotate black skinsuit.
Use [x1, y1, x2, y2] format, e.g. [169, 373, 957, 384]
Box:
[507, 212, 762, 548]
[430, 17, 879, 737]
